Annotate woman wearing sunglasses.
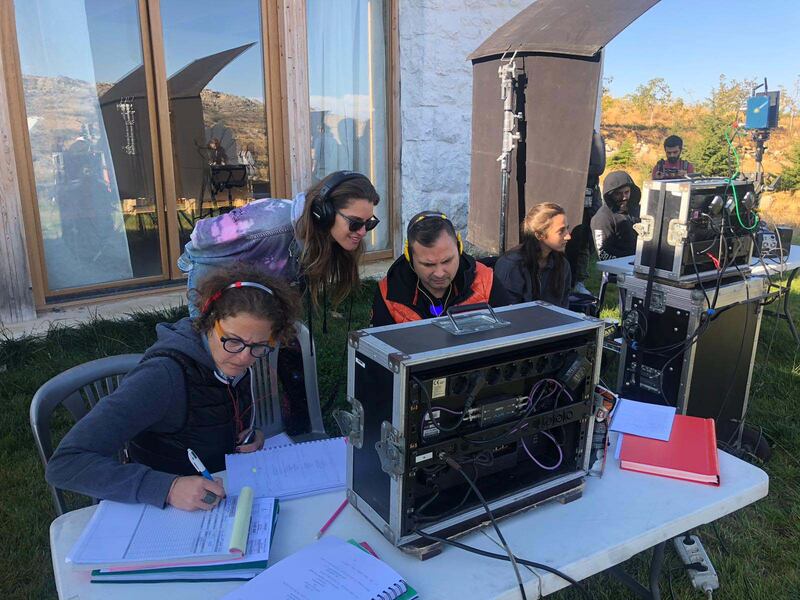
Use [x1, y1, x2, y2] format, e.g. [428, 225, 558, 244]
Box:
[179, 170, 380, 317]
[46, 266, 300, 511]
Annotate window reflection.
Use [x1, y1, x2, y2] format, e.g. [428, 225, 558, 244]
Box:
[15, 0, 162, 291]
[160, 0, 270, 246]
[307, 0, 390, 252]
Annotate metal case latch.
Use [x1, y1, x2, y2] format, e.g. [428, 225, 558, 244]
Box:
[667, 219, 688, 246]
[648, 289, 666, 314]
[375, 421, 405, 478]
[333, 396, 364, 448]
[633, 215, 655, 241]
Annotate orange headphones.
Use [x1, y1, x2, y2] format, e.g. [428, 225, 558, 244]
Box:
[403, 211, 463, 263]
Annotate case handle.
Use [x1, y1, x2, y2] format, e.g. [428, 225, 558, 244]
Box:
[445, 302, 501, 331]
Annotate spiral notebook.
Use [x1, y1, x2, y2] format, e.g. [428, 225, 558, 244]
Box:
[221, 537, 417, 600]
[225, 437, 347, 499]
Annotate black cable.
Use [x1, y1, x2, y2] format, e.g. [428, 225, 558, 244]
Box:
[411, 529, 594, 599]
[413, 374, 466, 433]
[441, 456, 527, 600]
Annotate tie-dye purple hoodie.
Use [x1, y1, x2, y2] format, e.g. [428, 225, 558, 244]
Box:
[178, 194, 306, 316]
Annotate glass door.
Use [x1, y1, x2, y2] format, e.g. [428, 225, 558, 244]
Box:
[156, 0, 274, 251]
[14, 0, 169, 295]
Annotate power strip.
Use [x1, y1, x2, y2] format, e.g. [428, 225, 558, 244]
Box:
[673, 535, 719, 597]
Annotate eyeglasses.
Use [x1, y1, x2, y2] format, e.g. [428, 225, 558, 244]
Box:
[335, 209, 380, 232]
[214, 321, 275, 358]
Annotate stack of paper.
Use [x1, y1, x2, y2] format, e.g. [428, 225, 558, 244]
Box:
[226, 437, 347, 499]
[66, 487, 279, 583]
[221, 536, 417, 600]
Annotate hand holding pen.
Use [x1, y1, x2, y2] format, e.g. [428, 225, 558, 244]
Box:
[166, 449, 226, 511]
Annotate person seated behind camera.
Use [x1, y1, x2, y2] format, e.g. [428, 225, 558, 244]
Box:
[652, 134, 695, 180]
[591, 170, 641, 260]
[494, 203, 572, 308]
[371, 211, 510, 326]
[46, 266, 300, 512]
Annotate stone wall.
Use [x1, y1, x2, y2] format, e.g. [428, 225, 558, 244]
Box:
[397, 0, 529, 246]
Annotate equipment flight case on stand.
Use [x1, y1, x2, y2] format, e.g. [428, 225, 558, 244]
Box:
[617, 275, 767, 426]
[634, 178, 758, 285]
[335, 302, 604, 558]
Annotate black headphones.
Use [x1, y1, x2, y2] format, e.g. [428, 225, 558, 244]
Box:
[310, 170, 370, 229]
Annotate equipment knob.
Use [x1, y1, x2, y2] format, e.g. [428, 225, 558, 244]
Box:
[743, 191, 756, 210]
[724, 197, 736, 214]
[708, 195, 724, 215]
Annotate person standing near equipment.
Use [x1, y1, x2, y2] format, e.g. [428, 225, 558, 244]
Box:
[371, 211, 510, 326]
[494, 203, 572, 308]
[591, 171, 641, 260]
[652, 134, 694, 180]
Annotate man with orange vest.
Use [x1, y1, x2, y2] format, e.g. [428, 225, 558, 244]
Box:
[371, 211, 510, 326]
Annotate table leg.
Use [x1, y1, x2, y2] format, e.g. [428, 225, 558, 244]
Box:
[607, 540, 666, 600]
[782, 267, 799, 345]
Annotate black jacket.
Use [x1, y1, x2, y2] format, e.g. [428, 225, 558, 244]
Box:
[46, 318, 253, 507]
[371, 253, 510, 326]
[591, 171, 641, 260]
[494, 249, 571, 308]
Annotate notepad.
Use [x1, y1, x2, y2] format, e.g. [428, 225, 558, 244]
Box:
[609, 398, 676, 441]
[68, 487, 277, 571]
[226, 437, 347, 499]
[221, 536, 416, 600]
[620, 414, 720, 485]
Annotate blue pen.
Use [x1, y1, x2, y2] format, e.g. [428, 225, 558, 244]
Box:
[187, 448, 214, 481]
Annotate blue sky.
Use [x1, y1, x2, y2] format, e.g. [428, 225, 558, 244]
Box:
[603, 0, 800, 102]
[15, 0, 799, 105]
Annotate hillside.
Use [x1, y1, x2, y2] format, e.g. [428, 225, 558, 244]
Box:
[600, 88, 800, 229]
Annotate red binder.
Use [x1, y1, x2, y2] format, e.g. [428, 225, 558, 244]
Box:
[620, 415, 720, 486]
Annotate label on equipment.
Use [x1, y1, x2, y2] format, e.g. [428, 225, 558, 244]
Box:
[355, 358, 365, 368]
[415, 452, 434, 464]
[431, 377, 447, 398]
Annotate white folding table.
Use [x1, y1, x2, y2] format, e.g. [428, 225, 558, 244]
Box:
[50, 449, 767, 600]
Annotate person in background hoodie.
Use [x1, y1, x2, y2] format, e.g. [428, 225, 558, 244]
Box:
[46, 266, 299, 511]
[591, 170, 641, 260]
[179, 170, 380, 434]
[494, 203, 572, 308]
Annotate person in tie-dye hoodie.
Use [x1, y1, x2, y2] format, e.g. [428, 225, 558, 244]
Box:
[178, 171, 380, 434]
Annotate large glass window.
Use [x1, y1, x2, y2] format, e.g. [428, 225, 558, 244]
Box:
[160, 0, 271, 248]
[307, 0, 390, 252]
[15, 0, 163, 291]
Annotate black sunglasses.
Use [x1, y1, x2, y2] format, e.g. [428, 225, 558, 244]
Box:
[335, 209, 380, 233]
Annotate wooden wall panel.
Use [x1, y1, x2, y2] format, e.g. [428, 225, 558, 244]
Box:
[0, 24, 35, 324]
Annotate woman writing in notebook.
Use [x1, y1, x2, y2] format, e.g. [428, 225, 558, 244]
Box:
[179, 170, 381, 435]
[493, 203, 572, 308]
[46, 266, 300, 511]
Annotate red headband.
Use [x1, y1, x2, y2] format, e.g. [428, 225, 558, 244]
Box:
[201, 281, 274, 315]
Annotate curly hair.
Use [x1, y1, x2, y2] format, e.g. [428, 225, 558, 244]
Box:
[191, 265, 301, 344]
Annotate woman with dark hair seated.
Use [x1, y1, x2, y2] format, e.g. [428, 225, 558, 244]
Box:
[46, 266, 300, 511]
[494, 202, 572, 308]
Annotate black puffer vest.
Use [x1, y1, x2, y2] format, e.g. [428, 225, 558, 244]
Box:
[127, 349, 252, 475]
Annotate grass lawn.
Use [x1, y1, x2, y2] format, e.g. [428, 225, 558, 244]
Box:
[1, 276, 798, 599]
